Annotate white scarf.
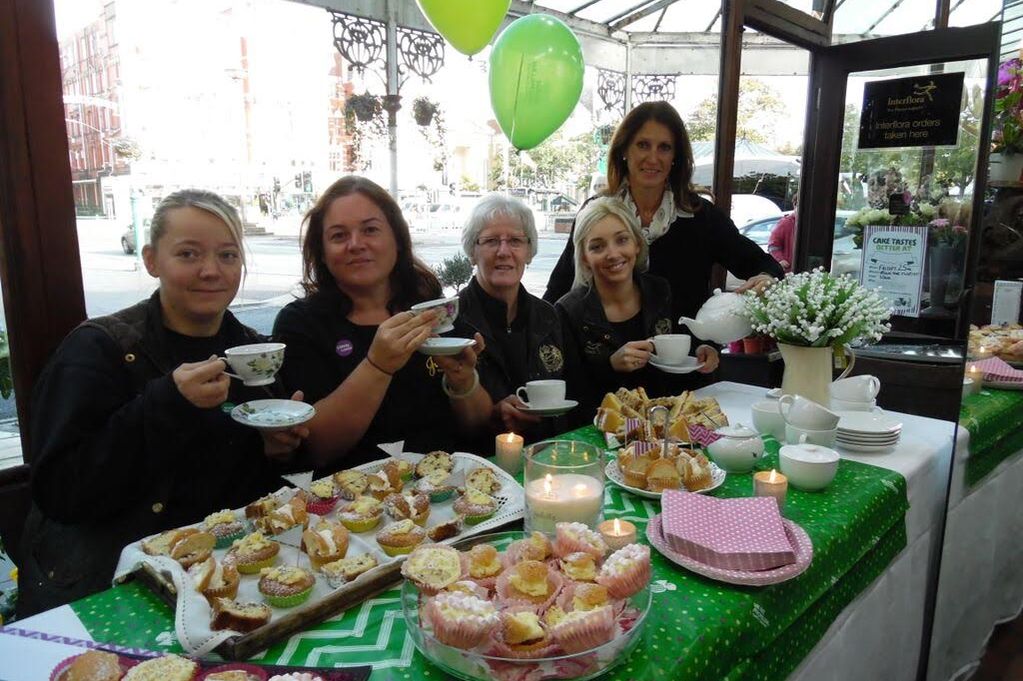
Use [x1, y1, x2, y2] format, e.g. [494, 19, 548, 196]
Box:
[616, 182, 694, 244]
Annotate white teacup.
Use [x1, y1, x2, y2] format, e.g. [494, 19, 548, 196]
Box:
[516, 380, 566, 408]
[830, 375, 881, 402]
[751, 400, 785, 440]
[650, 334, 691, 365]
[778, 394, 840, 430]
[830, 397, 877, 412]
[410, 296, 459, 334]
[785, 423, 838, 448]
[221, 342, 285, 387]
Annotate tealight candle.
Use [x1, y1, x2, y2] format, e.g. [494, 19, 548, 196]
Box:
[495, 432, 524, 475]
[962, 377, 979, 398]
[966, 362, 983, 384]
[973, 345, 993, 360]
[598, 518, 637, 550]
[753, 469, 788, 506]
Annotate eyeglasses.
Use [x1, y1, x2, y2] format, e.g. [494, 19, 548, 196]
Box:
[475, 236, 530, 251]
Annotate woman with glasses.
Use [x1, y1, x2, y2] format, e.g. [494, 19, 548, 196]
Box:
[273, 176, 493, 471]
[454, 194, 564, 445]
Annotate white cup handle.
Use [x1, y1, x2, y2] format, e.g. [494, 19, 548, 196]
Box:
[778, 394, 795, 426]
[515, 386, 530, 406]
[217, 357, 243, 381]
[868, 376, 881, 398]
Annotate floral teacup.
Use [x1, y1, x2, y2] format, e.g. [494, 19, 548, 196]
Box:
[410, 296, 459, 334]
[221, 343, 285, 386]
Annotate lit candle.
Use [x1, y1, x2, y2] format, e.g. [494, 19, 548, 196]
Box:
[495, 433, 524, 475]
[598, 518, 637, 550]
[962, 376, 979, 398]
[524, 473, 603, 534]
[974, 345, 993, 360]
[753, 469, 788, 506]
[966, 362, 983, 383]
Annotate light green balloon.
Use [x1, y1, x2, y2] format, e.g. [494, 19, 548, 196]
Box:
[489, 15, 584, 151]
[416, 0, 510, 57]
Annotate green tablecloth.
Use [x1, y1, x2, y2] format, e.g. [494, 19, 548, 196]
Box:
[960, 388, 1023, 487]
[70, 428, 908, 680]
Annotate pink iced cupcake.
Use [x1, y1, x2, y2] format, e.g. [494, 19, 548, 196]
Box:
[558, 551, 598, 583]
[595, 543, 650, 599]
[306, 477, 339, 516]
[423, 591, 500, 649]
[552, 522, 607, 561]
[444, 579, 490, 599]
[495, 559, 563, 612]
[501, 532, 552, 567]
[488, 606, 559, 659]
[556, 581, 613, 613]
[547, 604, 616, 654]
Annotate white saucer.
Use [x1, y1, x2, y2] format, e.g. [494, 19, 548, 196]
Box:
[517, 399, 578, 417]
[981, 379, 1023, 391]
[417, 337, 476, 356]
[834, 410, 903, 435]
[231, 399, 316, 430]
[835, 439, 897, 453]
[649, 356, 705, 374]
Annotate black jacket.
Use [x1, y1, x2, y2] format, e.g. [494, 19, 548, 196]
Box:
[543, 197, 784, 323]
[18, 293, 290, 617]
[556, 274, 675, 427]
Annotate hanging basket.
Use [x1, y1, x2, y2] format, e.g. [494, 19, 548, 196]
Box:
[348, 95, 380, 123]
[412, 98, 437, 127]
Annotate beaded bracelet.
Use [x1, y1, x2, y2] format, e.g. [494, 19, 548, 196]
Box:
[442, 369, 479, 400]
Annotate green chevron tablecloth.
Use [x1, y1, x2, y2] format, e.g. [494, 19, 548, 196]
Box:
[959, 388, 1023, 487]
[69, 427, 908, 681]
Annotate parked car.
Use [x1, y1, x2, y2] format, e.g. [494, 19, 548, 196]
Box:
[120, 221, 151, 255]
[729, 194, 783, 227]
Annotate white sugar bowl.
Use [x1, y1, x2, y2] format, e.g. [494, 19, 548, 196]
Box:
[706, 423, 764, 474]
[779, 440, 840, 491]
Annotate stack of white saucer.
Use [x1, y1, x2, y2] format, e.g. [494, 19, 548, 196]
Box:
[834, 411, 902, 453]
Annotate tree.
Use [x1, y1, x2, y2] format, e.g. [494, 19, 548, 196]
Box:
[435, 254, 473, 292]
[687, 78, 786, 143]
[489, 128, 601, 193]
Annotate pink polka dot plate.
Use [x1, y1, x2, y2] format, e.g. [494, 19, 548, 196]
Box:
[646, 513, 813, 586]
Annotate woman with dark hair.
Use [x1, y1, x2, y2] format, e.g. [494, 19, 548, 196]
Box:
[273, 176, 492, 469]
[543, 101, 783, 367]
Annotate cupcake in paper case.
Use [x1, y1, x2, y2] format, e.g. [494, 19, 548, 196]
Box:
[301, 520, 350, 570]
[444, 579, 490, 599]
[464, 466, 501, 494]
[559, 551, 598, 583]
[376, 519, 426, 557]
[452, 487, 498, 525]
[123, 654, 198, 681]
[389, 457, 414, 482]
[203, 509, 247, 549]
[258, 565, 315, 608]
[337, 495, 383, 533]
[401, 545, 465, 594]
[595, 543, 650, 599]
[465, 543, 504, 590]
[210, 598, 272, 633]
[548, 603, 616, 654]
[254, 494, 309, 536]
[501, 531, 552, 567]
[333, 469, 368, 501]
[188, 556, 240, 604]
[415, 450, 455, 479]
[383, 491, 431, 527]
[367, 461, 404, 500]
[426, 516, 463, 543]
[488, 606, 559, 659]
[556, 582, 622, 618]
[50, 650, 134, 681]
[495, 559, 563, 611]
[199, 663, 268, 680]
[226, 532, 280, 574]
[320, 553, 379, 589]
[552, 522, 607, 561]
[306, 477, 339, 515]
[415, 470, 456, 503]
[423, 590, 500, 649]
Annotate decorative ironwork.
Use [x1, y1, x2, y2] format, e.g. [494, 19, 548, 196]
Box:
[329, 10, 386, 80]
[597, 68, 626, 117]
[397, 26, 445, 85]
[632, 74, 677, 104]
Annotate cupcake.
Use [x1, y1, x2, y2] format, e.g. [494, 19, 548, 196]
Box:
[444, 579, 490, 599]
[495, 559, 562, 611]
[306, 478, 339, 515]
[389, 457, 414, 482]
[170, 531, 216, 569]
[678, 451, 713, 491]
[422, 591, 499, 649]
[333, 469, 368, 500]
[426, 517, 463, 542]
[490, 607, 558, 659]
[559, 552, 598, 582]
[376, 519, 426, 557]
[141, 527, 197, 557]
[254, 494, 308, 535]
[123, 654, 198, 681]
[301, 520, 350, 570]
[502, 532, 552, 566]
[548, 604, 615, 654]
[465, 543, 503, 590]
[464, 467, 501, 494]
[452, 487, 498, 525]
[646, 458, 682, 493]
[320, 553, 379, 589]
[200, 664, 268, 681]
[384, 492, 431, 526]
[621, 455, 651, 489]
[210, 598, 272, 633]
[226, 532, 280, 574]
[401, 545, 464, 594]
[337, 495, 383, 533]
[51, 650, 127, 681]
[258, 565, 315, 608]
[189, 556, 240, 604]
[415, 451, 454, 479]
[203, 510, 247, 549]
[595, 544, 651, 599]
[245, 494, 278, 520]
[415, 470, 456, 503]
[558, 582, 612, 613]
[552, 522, 607, 561]
[367, 462, 403, 500]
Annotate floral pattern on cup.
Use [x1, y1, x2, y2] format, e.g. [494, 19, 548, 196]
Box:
[223, 343, 286, 387]
[411, 297, 459, 334]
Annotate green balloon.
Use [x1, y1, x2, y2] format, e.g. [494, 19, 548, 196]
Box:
[416, 0, 510, 57]
[489, 15, 584, 151]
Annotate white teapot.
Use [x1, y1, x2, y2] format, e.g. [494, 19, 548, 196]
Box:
[706, 423, 764, 474]
[678, 289, 753, 344]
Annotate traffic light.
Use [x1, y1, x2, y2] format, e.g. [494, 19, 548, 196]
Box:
[294, 173, 302, 188]
[273, 177, 281, 194]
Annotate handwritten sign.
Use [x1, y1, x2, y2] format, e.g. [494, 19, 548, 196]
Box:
[860, 225, 928, 317]
[859, 72, 964, 149]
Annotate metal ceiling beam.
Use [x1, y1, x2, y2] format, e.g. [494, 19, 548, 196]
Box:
[744, 0, 831, 48]
[568, 0, 604, 14]
[864, 0, 907, 35]
[705, 8, 722, 31]
[653, 7, 668, 32]
[609, 0, 676, 31]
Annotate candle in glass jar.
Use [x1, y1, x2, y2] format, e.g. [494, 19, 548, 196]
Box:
[753, 469, 788, 506]
[966, 363, 983, 383]
[525, 473, 603, 534]
[974, 345, 993, 359]
[598, 518, 637, 550]
[495, 433, 524, 474]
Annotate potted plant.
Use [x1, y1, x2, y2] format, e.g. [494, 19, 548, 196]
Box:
[412, 97, 438, 126]
[991, 57, 1023, 182]
[594, 123, 615, 146]
[347, 92, 381, 123]
[923, 206, 969, 315]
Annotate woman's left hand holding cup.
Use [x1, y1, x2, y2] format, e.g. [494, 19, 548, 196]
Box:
[696, 345, 719, 373]
[366, 309, 439, 375]
[261, 390, 310, 462]
[435, 333, 486, 392]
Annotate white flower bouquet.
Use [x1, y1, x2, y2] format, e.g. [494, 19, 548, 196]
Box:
[743, 269, 892, 348]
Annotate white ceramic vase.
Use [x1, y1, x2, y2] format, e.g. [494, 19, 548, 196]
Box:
[989, 152, 1023, 183]
[777, 343, 854, 405]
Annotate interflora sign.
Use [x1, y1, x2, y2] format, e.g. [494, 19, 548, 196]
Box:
[858, 72, 965, 149]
